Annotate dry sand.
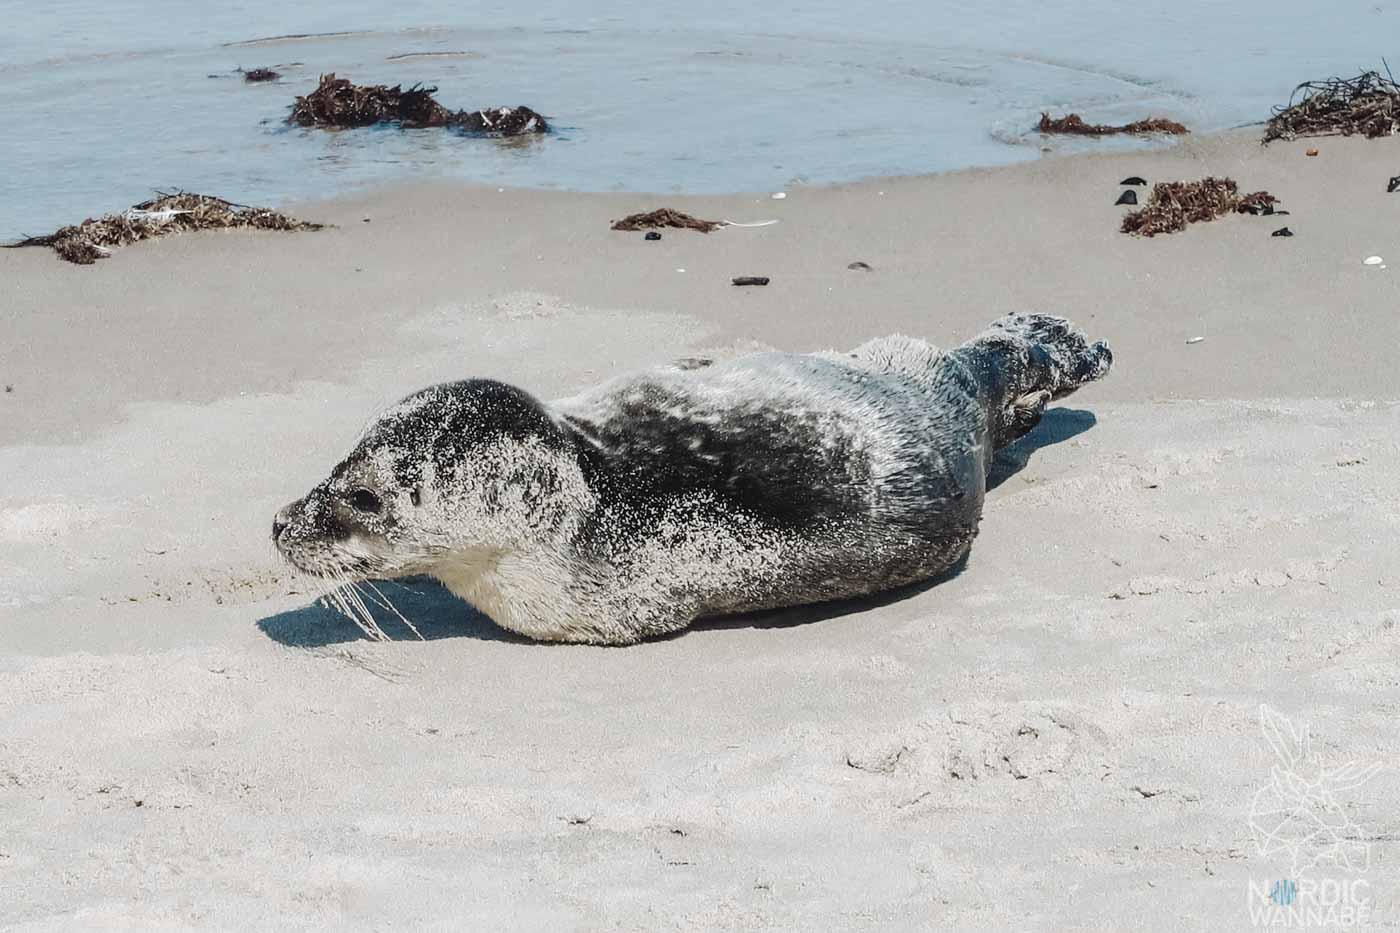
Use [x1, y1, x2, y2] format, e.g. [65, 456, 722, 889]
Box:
[2, 130, 1399, 930]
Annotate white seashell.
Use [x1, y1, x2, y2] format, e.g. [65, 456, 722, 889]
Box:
[1364, 256, 1383, 265]
[771, 192, 787, 200]
[1185, 336, 1204, 344]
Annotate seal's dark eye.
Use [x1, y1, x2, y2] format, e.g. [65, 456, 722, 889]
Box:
[348, 489, 383, 514]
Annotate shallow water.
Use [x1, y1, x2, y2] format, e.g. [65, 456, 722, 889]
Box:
[0, 0, 1386, 238]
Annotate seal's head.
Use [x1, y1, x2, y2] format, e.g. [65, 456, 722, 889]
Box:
[273, 379, 593, 589]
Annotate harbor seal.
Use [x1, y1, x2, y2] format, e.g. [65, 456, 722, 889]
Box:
[273, 313, 1111, 644]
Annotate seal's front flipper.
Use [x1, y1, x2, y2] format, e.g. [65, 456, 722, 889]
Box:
[1005, 390, 1051, 443]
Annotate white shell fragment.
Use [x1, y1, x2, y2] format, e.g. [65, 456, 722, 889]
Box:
[1185, 336, 1205, 344]
[771, 192, 787, 200]
[1364, 256, 1383, 265]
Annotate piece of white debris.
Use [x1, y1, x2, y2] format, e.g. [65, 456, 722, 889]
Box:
[771, 192, 787, 200]
[676, 268, 686, 272]
[1364, 256, 1383, 265]
[1185, 336, 1205, 344]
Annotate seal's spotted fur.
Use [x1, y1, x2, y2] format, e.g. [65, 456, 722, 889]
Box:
[274, 313, 1111, 644]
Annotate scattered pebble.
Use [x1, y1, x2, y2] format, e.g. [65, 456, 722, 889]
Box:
[1306, 148, 1319, 157]
[732, 276, 770, 286]
[644, 231, 661, 241]
[3, 385, 11, 393]
[1185, 336, 1204, 344]
[1364, 255, 1384, 265]
[1115, 190, 1138, 206]
[1120, 176, 1148, 186]
[771, 192, 787, 200]
[1272, 227, 1294, 237]
[847, 261, 872, 271]
[1389, 176, 1400, 193]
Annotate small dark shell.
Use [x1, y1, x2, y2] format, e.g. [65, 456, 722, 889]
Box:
[732, 276, 770, 286]
[1271, 227, 1294, 237]
[644, 231, 661, 241]
[1120, 176, 1148, 186]
[1115, 190, 1138, 206]
[1388, 175, 1400, 193]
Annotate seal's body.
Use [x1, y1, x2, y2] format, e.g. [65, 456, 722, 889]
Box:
[274, 314, 1111, 644]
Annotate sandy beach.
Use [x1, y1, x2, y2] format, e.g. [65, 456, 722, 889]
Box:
[3, 129, 1400, 930]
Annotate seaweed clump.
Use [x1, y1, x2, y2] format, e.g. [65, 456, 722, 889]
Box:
[288, 73, 548, 136]
[1120, 178, 1278, 237]
[242, 67, 280, 83]
[1039, 113, 1189, 136]
[5, 192, 324, 265]
[1263, 69, 1400, 143]
[611, 209, 725, 233]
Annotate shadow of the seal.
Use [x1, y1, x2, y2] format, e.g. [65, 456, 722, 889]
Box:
[256, 576, 531, 647]
[987, 406, 1097, 491]
[255, 407, 1097, 646]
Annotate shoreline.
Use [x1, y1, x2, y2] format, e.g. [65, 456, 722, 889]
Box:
[5, 127, 1400, 448]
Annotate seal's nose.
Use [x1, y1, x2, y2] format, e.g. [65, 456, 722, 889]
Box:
[272, 500, 301, 543]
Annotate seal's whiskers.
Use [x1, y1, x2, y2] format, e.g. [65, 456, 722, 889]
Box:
[361, 579, 425, 641]
[341, 578, 390, 642]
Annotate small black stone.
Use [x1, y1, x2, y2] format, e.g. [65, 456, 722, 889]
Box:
[1115, 190, 1138, 206]
[732, 276, 770, 286]
[1120, 176, 1148, 186]
[1272, 227, 1294, 237]
[644, 231, 661, 241]
[847, 261, 872, 270]
[1389, 175, 1400, 193]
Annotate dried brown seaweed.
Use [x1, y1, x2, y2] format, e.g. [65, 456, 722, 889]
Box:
[611, 209, 724, 233]
[1263, 69, 1400, 143]
[1038, 113, 1189, 136]
[288, 73, 548, 136]
[1120, 177, 1279, 237]
[4, 192, 323, 265]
